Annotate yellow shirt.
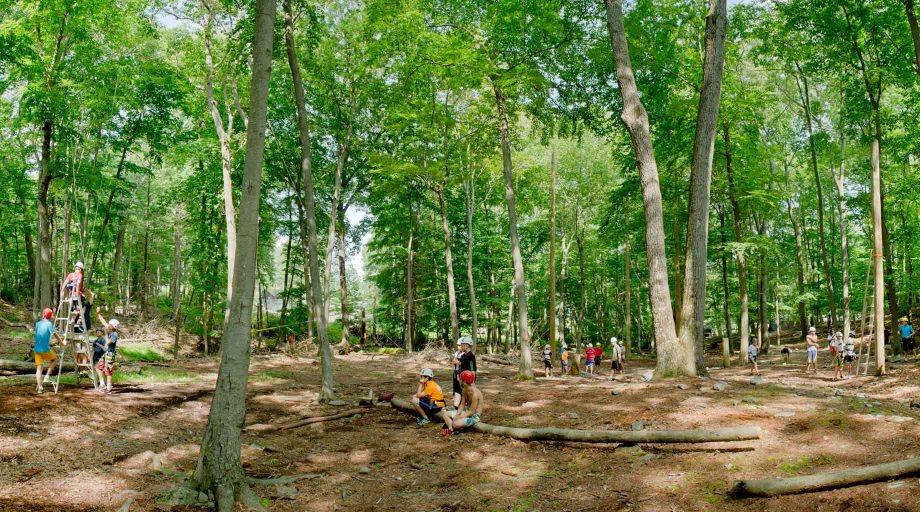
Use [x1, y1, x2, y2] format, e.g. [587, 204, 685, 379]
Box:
[423, 380, 445, 406]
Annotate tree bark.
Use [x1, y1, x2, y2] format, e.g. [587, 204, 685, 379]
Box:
[718, 207, 731, 364]
[730, 456, 920, 498]
[323, 122, 349, 323]
[785, 163, 808, 337]
[678, 0, 727, 376]
[193, 0, 274, 508]
[171, 206, 183, 321]
[140, 178, 151, 318]
[283, 0, 334, 400]
[576, 223, 586, 348]
[870, 136, 885, 375]
[906, 0, 920, 75]
[794, 62, 836, 328]
[436, 185, 459, 344]
[464, 177, 480, 346]
[33, 120, 54, 320]
[548, 147, 556, 358]
[490, 79, 533, 379]
[605, 0, 680, 377]
[337, 207, 349, 343]
[833, 153, 850, 341]
[405, 205, 416, 352]
[723, 126, 749, 363]
[625, 197, 632, 356]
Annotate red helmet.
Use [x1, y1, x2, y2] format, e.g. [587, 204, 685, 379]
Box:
[459, 370, 475, 385]
[42, 308, 53, 320]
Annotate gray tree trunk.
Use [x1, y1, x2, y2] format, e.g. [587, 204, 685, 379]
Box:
[283, 0, 334, 399]
[193, 0, 275, 508]
[436, 185, 459, 344]
[337, 207, 349, 343]
[548, 148, 556, 357]
[833, 150, 851, 342]
[464, 178, 480, 346]
[724, 126, 749, 363]
[870, 136, 886, 375]
[490, 79, 533, 379]
[323, 126, 348, 323]
[906, 0, 920, 75]
[678, 0, 727, 376]
[605, 0, 680, 378]
[33, 120, 54, 320]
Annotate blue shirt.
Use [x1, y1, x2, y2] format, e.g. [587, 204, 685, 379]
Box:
[104, 331, 119, 353]
[900, 324, 914, 339]
[34, 319, 55, 353]
[748, 345, 758, 357]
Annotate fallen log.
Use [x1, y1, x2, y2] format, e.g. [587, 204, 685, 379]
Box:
[0, 358, 76, 373]
[247, 408, 365, 432]
[730, 456, 920, 497]
[390, 398, 759, 443]
[246, 473, 324, 486]
[481, 355, 512, 366]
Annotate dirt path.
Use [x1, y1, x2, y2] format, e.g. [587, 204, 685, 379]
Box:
[1, 346, 919, 511]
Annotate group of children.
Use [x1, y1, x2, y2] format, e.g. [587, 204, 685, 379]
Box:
[541, 337, 626, 379]
[32, 262, 122, 394]
[746, 325, 861, 379]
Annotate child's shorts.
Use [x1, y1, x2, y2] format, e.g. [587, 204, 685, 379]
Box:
[843, 354, 856, 363]
[34, 351, 57, 365]
[95, 357, 115, 377]
[585, 361, 594, 367]
[807, 347, 818, 362]
[464, 413, 481, 427]
[419, 397, 444, 419]
[834, 356, 843, 367]
[748, 355, 757, 363]
[543, 359, 552, 369]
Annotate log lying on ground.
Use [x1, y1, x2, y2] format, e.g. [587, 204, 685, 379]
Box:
[730, 456, 920, 497]
[390, 398, 759, 443]
[0, 358, 76, 373]
[246, 408, 365, 432]
[481, 355, 513, 366]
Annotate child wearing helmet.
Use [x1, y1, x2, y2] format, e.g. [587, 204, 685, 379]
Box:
[94, 314, 120, 393]
[60, 262, 85, 302]
[805, 326, 819, 373]
[609, 337, 622, 378]
[411, 369, 452, 433]
[451, 370, 483, 433]
[542, 344, 553, 378]
[33, 308, 63, 394]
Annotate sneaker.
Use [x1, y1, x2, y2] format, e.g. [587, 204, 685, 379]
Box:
[98, 387, 107, 394]
[43, 375, 52, 384]
[440, 428, 453, 438]
[36, 386, 44, 394]
[415, 418, 430, 426]
[106, 386, 113, 394]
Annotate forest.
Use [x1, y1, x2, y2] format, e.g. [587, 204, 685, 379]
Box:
[1, 0, 919, 511]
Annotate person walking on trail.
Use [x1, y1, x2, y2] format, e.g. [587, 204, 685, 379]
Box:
[33, 308, 63, 394]
[609, 337, 622, 379]
[585, 343, 596, 375]
[451, 337, 476, 408]
[899, 317, 915, 354]
[748, 338, 761, 376]
[451, 370, 483, 434]
[542, 344, 553, 378]
[805, 326, 819, 374]
[94, 315, 120, 394]
[411, 368, 452, 435]
[617, 338, 626, 374]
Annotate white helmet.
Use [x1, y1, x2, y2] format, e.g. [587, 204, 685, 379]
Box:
[809, 326, 816, 332]
[419, 368, 434, 378]
[587, 343, 593, 348]
[610, 337, 618, 344]
[108, 319, 119, 329]
[74, 262, 84, 270]
[457, 336, 473, 346]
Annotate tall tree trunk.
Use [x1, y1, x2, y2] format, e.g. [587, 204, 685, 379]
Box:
[678, 0, 727, 376]
[193, 0, 274, 508]
[203, 16, 237, 311]
[724, 126, 750, 363]
[785, 164, 808, 337]
[323, 123, 350, 323]
[906, 0, 920, 75]
[171, 205, 182, 321]
[833, 148, 851, 342]
[870, 135, 886, 375]
[794, 62, 836, 327]
[548, 147, 556, 358]
[625, 227, 632, 356]
[337, 206, 349, 343]
[605, 0, 680, 377]
[33, 120, 54, 319]
[464, 177, 480, 346]
[880, 181, 900, 354]
[490, 79, 533, 379]
[576, 224, 586, 348]
[284, 0, 333, 400]
[111, 220, 127, 296]
[718, 207, 731, 365]
[405, 205, 416, 352]
[559, 235, 572, 350]
[140, 178, 151, 319]
[757, 220, 767, 353]
[436, 185, 459, 344]
[278, 217, 293, 346]
[60, 176, 74, 285]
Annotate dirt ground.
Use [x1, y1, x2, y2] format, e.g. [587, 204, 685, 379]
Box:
[2, 311, 920, 511]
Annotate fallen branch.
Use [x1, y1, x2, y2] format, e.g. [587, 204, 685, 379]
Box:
[481, 355, 513, 366]
[0, 317, 28, 329]
[245, 473, 324, 486]
[0, 358, 76, 373]
[390, 398, 759, 443]
[730, 456, 920, 497]
[247, 408, 365, 432]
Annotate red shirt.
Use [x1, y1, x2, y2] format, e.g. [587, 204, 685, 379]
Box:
[594, 346, 602, 359]
[586, 347, 595, 362]
[64, 272, 84, 295]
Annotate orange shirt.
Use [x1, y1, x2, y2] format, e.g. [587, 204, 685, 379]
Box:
[561, 350, 569, 362]
[423, 380, 445, 406]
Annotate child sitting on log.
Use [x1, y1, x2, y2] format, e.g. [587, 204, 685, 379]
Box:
[411, 368, 452, 433]
[450, 370, 483, 435]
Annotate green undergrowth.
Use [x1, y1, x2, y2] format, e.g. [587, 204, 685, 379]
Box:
[113, 366, 196, 384]
[254, 369, 294, 382]
[775, 454, 835, 474]
[119, 342, 167, 362]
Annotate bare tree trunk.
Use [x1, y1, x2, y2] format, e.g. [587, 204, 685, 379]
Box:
[60, 176, 74, 286]
[548, 147, 556, 358]
[111, 220, 127, 295]
[625, 229, 632, 356]
[171, 205, 182, 321]
[833, 151, 851, 341]
[724, 126, 749, 363]
[337, 208, 349, 343]
[405, 205, 416, 352]
[785, 163, 808, 337]
[718, 207, 732, 364]
[194, 0, 274, 508]
[870, 136, 885, 375]
[140, 178, 151, 319]
[33, 120, 54, 319]
[605, 0, 680, 377]
[323, 124, 350, 323]
[284, 0, 333, 400]
[757, 222, 767, 353]
[436, 185, 460, 344]
[576, 223, 586, 348]
[490, 79, 533, 379]
[678, 0, 727, 376]
[906, 0, 920, 75]
[794, 62, 836, 327]
[464, 177, 480, 346]
[559, 235, 572, 350]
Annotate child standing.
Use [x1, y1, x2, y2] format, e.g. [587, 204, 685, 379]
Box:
[560, 343, 569, 376]
[832, 331, 844, 380]
[411, 368, 452, 434]
[843, 334, 857, 378]
[33, 308, 63, 394]
[747, 338, 760, 376]
[805, 326, 819, 373]
[585, 343, 595, 375]
[94, 315, 120, 393]
[593, 342, 602, 369]
[899, 317, 915, 354]
[609, 337, 621, 379]
[451, 370, 483, 433]
[542, 344, 553, 378]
